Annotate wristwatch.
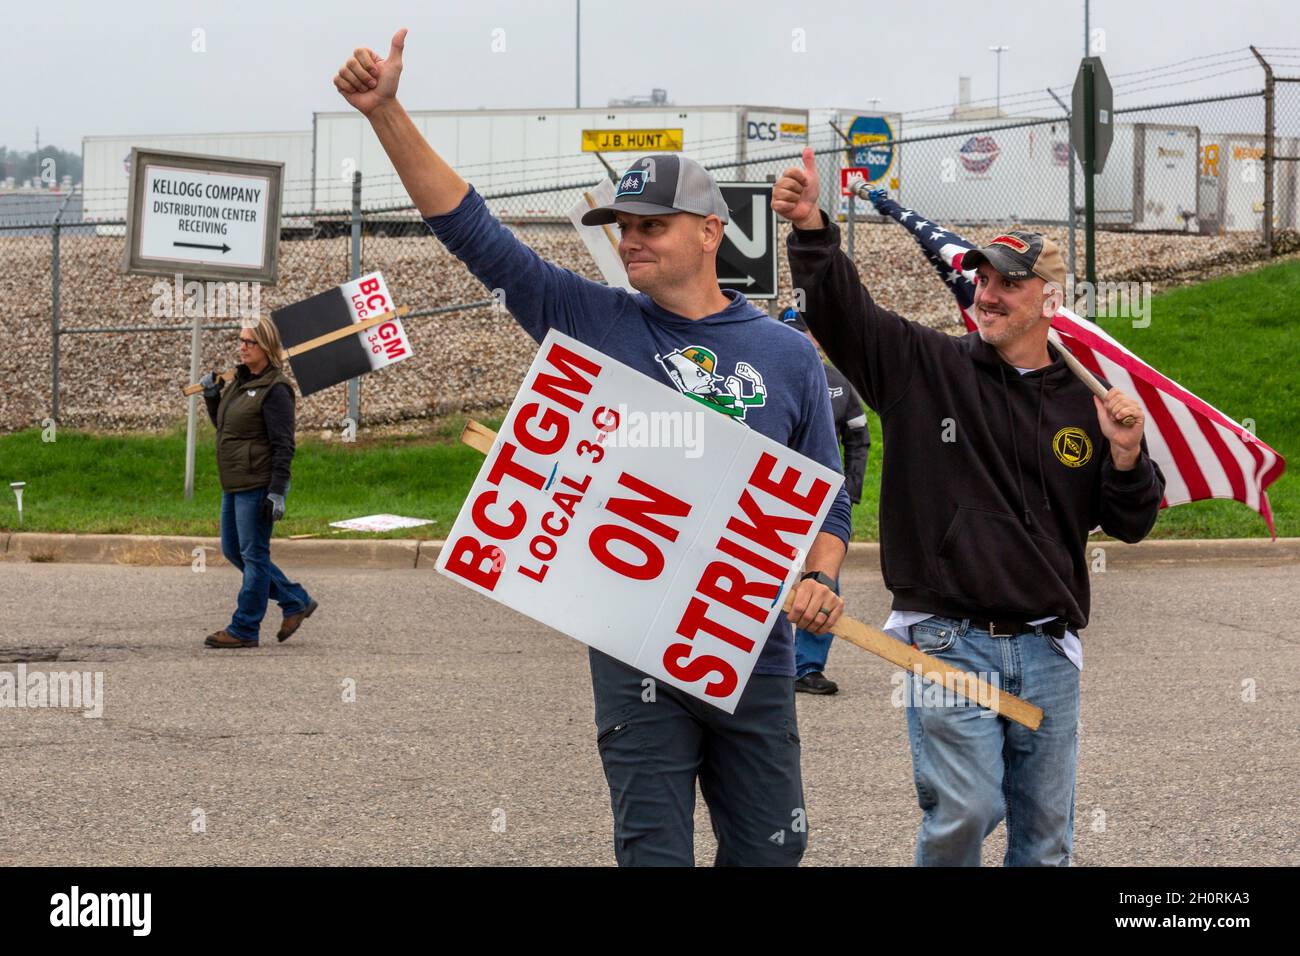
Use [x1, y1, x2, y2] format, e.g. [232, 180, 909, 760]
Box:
[800, 570, 837, 589]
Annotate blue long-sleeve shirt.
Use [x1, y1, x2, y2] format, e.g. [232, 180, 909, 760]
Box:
[425, 187, 852, 676]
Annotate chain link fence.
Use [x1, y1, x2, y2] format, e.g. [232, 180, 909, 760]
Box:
[2, 81, 1297, 435]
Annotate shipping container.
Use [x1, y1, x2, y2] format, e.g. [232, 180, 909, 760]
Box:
[312, 105, 809, 220]
[1095, 123, 1200, 231]
[807, 109, 903, 219]
[896, 117, 1071, 224]
[1198, 133, 1298, 233]
[81, 130, 314, 235]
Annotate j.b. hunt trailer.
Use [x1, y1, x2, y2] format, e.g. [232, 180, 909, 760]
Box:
[311, 104, 810, 221]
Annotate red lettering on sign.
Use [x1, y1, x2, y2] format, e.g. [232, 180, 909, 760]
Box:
[697, 561, 778, 624]
[603, 473, 690, 543]
[748, 451, 831, 516]
[514, 402, 569, 456]
[592, 405, 620, 433]
[541, 510, 570, 537]
[470, 490, 526, 540]
[485, 442, 547, 492]
[726, 490, 812, 561]
[517, 562, 549, 583]
[531, 342, 601, 413]
[444, 537, 504, 591]
[661, 643, 738, 699]
[674, 596, 756, 654]
[589, 524, 664, 581]
[715, 534, 787, 582]
[590, 472, 691, 581]
[359, 278, 380, 295]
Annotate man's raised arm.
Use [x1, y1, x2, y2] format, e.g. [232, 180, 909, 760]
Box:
[332, 28, 467, 217]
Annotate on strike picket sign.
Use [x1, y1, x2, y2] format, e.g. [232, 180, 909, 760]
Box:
[436, 330, 843, 713]
[273, 271, 413, 397]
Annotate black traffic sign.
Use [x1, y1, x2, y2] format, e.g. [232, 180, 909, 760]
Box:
[716, 183, 778, 299]
[1071, 57, 1114, 173]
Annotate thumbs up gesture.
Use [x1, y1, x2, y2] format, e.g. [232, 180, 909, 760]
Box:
[333, 28, 408, 116]
[773, 146, 823, 231]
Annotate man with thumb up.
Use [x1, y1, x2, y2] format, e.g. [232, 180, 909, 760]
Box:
[774, 147, 1163, 867]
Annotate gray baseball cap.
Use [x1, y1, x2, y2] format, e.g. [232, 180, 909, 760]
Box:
[581, 154, 731, 225]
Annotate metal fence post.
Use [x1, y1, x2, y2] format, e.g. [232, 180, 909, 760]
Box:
[50, 220, 60, 424]
[183, 300, 201, 501]
[348, 169, 362, 427]
[1048, 87, 1078, 286]
[846, 191, 855, 264]
[1251, 46, 1275, 253]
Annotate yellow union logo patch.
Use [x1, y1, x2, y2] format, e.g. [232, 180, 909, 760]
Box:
[1052, 426, 1093, 467]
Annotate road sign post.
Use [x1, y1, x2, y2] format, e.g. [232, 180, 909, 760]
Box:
[1072, 56, 1113, 303]
[122, 148, 284, 498]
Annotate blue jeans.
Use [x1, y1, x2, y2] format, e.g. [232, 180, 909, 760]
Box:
[219, 487, 311, 642]
[794, 581, 839, 678]
[905, 616, 1080, 867]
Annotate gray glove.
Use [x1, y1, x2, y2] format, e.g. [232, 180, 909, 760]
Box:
[200, 371, 223, 399]
[262, 492, 286, 523]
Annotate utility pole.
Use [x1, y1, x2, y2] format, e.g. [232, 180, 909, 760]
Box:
[989, 46, 1010, 114]
[575, 0, 581, 109]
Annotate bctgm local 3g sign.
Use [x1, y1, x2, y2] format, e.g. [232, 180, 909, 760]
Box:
[437, 330, 843, 713]
[123, 147, 283, 284]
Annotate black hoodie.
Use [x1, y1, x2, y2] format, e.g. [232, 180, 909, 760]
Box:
[788, 215, 1165, 631]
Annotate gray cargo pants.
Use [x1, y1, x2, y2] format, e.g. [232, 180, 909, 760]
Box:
[589, 647, 807, 867]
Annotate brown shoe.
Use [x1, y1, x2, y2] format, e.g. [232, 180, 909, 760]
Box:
[204, 629, 258, 649]
[277, 600, 319, 643]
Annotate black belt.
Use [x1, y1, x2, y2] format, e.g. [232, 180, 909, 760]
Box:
[970, 618, 1069, 639]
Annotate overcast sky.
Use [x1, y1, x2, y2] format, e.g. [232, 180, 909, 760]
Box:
[7, 0, 1299, 150]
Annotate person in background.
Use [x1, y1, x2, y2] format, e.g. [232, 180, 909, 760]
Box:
[781, 306, 869, 696]
[199, 317, 318, 649]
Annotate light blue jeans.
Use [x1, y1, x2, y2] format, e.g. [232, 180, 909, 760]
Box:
[905, 616, 1080, 867]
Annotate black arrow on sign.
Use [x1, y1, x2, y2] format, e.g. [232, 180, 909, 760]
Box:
[173, 241, 231, 253]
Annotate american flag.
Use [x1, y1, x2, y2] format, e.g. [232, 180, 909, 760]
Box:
[865, 190, 1286, 535]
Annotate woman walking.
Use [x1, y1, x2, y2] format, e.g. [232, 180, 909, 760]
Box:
[199, 318, 318, 648]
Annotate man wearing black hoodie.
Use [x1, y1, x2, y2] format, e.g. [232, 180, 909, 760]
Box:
[774, 149, 1165, 866]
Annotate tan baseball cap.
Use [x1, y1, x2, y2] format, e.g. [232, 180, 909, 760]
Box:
[961, 231, 1066, 289]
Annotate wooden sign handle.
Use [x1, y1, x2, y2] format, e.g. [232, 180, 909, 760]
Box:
[180, 305, 412, 396]
[1048, 327, 1136, 426]
[457, 418, 1044, 731]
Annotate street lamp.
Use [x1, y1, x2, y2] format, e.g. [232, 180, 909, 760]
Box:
[989, 45, 1010, 114]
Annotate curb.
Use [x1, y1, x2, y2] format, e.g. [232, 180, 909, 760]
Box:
[1, 533, 420, 570]
[1, 532, 1296, 570]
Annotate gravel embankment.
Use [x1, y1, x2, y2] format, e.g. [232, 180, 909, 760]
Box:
[0, 220, 1275, 433]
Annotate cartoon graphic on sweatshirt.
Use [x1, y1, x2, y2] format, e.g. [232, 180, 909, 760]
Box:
[655, 346, 767, 421]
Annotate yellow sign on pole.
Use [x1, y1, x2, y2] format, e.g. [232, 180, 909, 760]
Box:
[581, 129, 684, 152]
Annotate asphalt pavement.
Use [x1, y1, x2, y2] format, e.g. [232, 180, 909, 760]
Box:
[1, 556, 1296, 866]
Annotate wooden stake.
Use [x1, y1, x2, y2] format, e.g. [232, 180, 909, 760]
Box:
[457, 418, 1044, 730]
[583, 191, 623, 259]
